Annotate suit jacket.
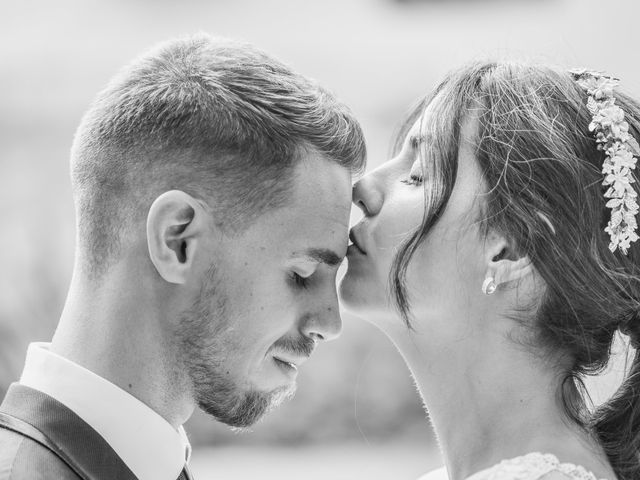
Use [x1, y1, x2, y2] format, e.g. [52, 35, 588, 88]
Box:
[0, 383, 141, 480]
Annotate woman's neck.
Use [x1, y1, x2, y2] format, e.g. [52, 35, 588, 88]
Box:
[387, 320, 612, 480]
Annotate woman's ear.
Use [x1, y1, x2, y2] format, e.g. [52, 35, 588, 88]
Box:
[146, 190, 210, 284]
[482, 232, 533, 293]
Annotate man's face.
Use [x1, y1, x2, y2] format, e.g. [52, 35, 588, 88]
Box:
[178, 152, 352, 427]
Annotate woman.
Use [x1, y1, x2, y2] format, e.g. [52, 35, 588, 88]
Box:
[340, 62, 640, 480]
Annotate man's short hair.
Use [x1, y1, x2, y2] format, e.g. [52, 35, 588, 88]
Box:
[70, 33, 366, 277]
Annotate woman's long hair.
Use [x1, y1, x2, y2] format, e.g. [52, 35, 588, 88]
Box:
[391, 61, 640, 479]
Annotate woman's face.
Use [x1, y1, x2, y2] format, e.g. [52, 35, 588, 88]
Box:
[340, 101, 490, 335]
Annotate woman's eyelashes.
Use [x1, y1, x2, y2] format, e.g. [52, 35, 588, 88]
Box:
[401, 160, 424, 186]
[401, 174, 424, 186]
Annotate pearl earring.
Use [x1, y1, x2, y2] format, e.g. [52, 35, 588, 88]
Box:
[482, 277, 497, 295]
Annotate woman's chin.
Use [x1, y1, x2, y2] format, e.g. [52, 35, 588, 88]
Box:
[338, 274, 387, 319]
[338, 276, 364, 312]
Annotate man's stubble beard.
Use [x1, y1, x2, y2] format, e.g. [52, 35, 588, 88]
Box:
[176, 263, 294, 429]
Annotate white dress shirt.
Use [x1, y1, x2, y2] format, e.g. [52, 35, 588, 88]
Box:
[19, 342, 191, 480]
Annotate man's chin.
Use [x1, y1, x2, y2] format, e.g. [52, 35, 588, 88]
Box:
[199, 384, 295, 428]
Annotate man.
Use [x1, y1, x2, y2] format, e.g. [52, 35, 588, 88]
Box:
[0, 34, 366, 480]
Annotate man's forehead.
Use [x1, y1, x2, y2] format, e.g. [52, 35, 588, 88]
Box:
[276, 186, 351, 239]
[290, 155, 352, 210]
[271, 202, 350, 239]
[250, 154, 352, 260]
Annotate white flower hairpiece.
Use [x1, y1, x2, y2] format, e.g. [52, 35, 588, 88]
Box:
[570, 68, 640, 255]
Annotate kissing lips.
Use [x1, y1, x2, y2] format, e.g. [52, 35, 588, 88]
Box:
[348, 229, 366, 255]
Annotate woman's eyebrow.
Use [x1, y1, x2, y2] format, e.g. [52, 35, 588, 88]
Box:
[409, 134, 425, 150]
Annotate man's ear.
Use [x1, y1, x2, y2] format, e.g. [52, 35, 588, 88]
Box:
[483, 232, 533, 292]
[146, 190, 210, 284]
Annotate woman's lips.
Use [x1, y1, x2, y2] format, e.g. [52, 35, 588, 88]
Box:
[348, 229, 366, 255]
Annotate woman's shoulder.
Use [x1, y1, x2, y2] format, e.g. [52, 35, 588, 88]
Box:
[416, 453, 610, 480]
[465, 453, 608, 480]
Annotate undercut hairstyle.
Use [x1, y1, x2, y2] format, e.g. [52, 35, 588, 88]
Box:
[391, 61, 640, 480]
[70, 33, 366, 277]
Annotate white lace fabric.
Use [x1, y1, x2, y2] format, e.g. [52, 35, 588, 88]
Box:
[464, 452, 607, 480]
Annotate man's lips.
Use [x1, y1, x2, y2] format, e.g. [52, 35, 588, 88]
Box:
[272, 352, 309, 371]
[269, 337, 315, 375]
[273, 353, 309, 372]
[348, 229, 366, 255]
[273, 357, 299, 371]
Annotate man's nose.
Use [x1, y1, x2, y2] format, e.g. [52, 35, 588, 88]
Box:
[352, 171, 384, 217]
[299, 296, 342, 343]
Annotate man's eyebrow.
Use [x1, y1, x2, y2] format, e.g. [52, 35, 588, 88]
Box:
[292, 248, 344, 266]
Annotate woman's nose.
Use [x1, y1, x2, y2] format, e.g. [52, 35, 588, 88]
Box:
[352, 173, 384, 217]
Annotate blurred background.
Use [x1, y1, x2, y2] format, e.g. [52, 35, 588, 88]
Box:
[1, 0, 639, 478]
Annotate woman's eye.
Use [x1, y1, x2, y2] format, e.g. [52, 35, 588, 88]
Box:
[401, 174, 424, 186]
[402, 160, 424, 186]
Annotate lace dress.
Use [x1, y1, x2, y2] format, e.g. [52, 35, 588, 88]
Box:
[418, 453, 609, 480]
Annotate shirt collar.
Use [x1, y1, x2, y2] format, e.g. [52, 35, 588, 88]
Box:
[19, 342, 191, 480]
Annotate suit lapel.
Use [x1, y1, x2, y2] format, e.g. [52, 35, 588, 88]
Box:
[0, 383, 138, 480]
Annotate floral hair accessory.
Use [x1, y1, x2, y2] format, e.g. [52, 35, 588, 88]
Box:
[570, 68, 640, 255]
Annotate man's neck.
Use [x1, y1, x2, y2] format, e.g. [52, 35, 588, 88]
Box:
[51, 269, 194, 429]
